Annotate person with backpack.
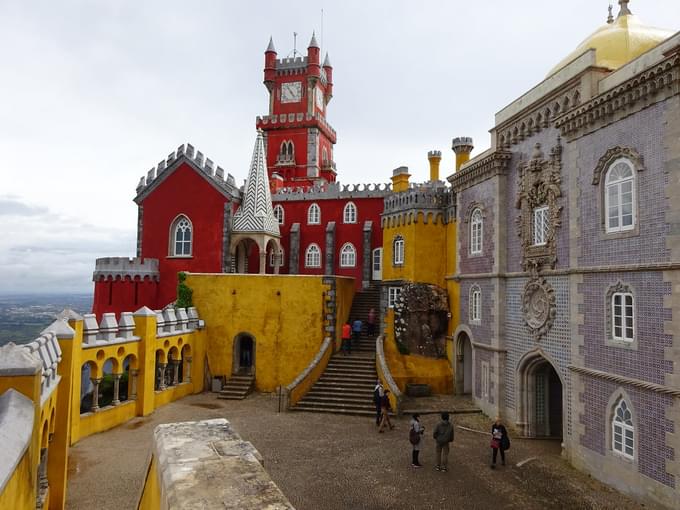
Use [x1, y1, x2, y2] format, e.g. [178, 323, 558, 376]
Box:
[409, 413, 424, 468]
[373, 380, 384, 426]
[341, 322, 352, 355]
[490, 416, 510, 468]
[433, 412, 454, 472]
[378, 389, 394, 433]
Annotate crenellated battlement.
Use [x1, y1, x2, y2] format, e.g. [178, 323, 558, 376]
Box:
[93, 257, 160, 282]
[80, 307, 201, 347]
[256, 112, 336, 141]
[381, 184, 453, 227]
[135, 143, 239, 199]
[272, 181, 392, 201]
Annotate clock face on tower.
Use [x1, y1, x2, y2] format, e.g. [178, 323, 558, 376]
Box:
[281, 81, 302, 103]
[315, 86, 324, 111]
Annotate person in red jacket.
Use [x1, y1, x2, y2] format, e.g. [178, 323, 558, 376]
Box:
[341, 322, 352, 355]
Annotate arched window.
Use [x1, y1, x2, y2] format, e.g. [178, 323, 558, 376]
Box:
[343, 202, 357, 224]
[470, 285, 481, 323]
[305, 244, 321, 268]
[339, 243, 356, 267]
[269, 247, 284, 267]
[605, 159, 635, 233]
[612, 398, 634, 459]
[532, 205, 549, 246]
[308, 203, 321, 225]
[278, 141, 294, 163]
[470, 208, 483, 255]
[273, 205, 284, 225]
[171, 215, 192, 256]
[393, 235, 404, 265]
[612, 291, 634, 342]
[322, 147, 329, 165]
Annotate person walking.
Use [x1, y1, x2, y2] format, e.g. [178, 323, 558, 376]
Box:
[378, 389, 394, 433]
[409, 413, 425, 468]
[490, 416, 510, 468]
[433, 412, 454, 472]
[367, 307, 377, 337]
[373, 380, 384, 426]
[341, 322, 352, 355]
[352, 318, 363, 349]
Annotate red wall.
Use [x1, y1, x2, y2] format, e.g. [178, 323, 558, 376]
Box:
[92, 276, 159, 319]
[140, 162, 230, 307]
[274, 196, 384, 289]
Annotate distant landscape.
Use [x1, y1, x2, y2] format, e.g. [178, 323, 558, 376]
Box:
[0, 294, 92, 346]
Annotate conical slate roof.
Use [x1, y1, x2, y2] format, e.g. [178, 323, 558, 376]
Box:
[233, 131, 280, 237]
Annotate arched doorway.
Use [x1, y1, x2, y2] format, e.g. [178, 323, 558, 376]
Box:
[455, 332, 473, 395]
[233, 333, 255, 375]
[517, 352, 563, 438]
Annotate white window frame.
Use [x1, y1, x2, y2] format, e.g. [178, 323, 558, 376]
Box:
[393, 236, 404, 265]
[343, 202, 357, 224]
[273, 205, 284, 225]
[307, 203, 321, 225]
[339, 243, 356, 268]
[388, 287, 401, 308]
[611, 292, 634, 342]
[612, 398, 635, 460]
[470, 286, 481, 323]
[170, 215, 192, 257]
[470, 208, 483, 255]
[604, 158, 636, 233]
[269, 247, 284, 267]
[305, 244, 321, 268]
[532, 205, 549, 246]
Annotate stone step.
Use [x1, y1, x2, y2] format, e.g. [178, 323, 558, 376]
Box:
[307, 387, 374, 398]
[313, 381, 376, 391]
[324, 366, 377, 375]
[326, 361, 375, 370]
[301, 394, 374, 405]
[290, 406, 376, 417]
[294, 401, 375, 412]
[318, 375, 376, 385]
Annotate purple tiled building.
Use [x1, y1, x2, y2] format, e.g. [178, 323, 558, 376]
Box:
[448, 3, 680, 507]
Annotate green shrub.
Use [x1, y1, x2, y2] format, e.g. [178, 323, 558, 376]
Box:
[176, 272, 193, 309]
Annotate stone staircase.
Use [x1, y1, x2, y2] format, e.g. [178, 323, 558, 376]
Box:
[292, 354, 378, 415]
[218, 374, 254, 400]
[347, 284, 381, 353]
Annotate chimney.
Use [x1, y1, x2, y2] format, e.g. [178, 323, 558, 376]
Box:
[452, 137, 474, 171]
[427, 150, 442, 181]
[391, 166, 411, 193]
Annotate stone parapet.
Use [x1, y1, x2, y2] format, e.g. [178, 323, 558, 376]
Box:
[142, 418, 294, 509]
[256, 111, 336, 142]
[0, 389, 34, 494]
[93, 257, 160, 282]
[272, 181, 392, 200]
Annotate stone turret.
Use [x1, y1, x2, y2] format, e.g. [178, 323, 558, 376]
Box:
[452, 137, 474, 171]
[427, 150, 442, 182]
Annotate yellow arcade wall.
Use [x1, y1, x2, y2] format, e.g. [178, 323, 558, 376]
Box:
[186, 273, 354, 392]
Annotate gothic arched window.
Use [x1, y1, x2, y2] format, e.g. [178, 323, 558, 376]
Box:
[308, 203, 321, 225]
[273, 205, 284, 225]
[470, 208, 483, 255]
[170, 215, 192, 256]
[605, 158, 636, 233]
[470, 285, 481, 323]
[339, 243, 356, 267]
[343, 202, 357, 224]
[305, 244, 321, 268]
[393, 235, 404, 265]
[279, 141, 294, 163]
[612, 397, 635, 459]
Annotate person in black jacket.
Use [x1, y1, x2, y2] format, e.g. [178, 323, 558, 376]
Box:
[490, 416, 509, 468]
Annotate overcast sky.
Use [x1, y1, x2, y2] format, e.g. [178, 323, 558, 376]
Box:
[0, 0, 678, 294]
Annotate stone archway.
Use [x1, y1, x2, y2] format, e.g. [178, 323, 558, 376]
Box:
[233, 333, 256, 375]
[516, 350, 563, 438]
[455, 331, 473, 395]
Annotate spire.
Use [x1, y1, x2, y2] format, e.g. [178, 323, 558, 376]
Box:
[308, 31, 320, 49]
[607, 4, 614, 24]
[323, 52, 332, 67]
[617, 0, 632, 17]
[266, 36, 276, 53]
[232, 130, 280, 237]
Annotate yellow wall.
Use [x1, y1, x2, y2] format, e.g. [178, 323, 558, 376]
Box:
[187, 274, 354, 392]
[333, 278, 356, 351]
[287, 340, 333, 407]
[0, 448, 35, 510]
[138, 456, 159, 510]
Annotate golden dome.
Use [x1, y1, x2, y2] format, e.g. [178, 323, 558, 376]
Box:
[547, 2, 674, 78]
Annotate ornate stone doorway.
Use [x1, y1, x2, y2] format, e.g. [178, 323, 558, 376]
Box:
[455, 332, 473, 395]
[233, 333, 255, 375]
[517, 352, 563, 438]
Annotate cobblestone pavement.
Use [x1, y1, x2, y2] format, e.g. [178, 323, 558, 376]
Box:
[66, 392, 643, 510]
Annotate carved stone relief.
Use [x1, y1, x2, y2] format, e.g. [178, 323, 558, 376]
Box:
[515, 138, 563, 272]
[521, 271, 556, 340]
[393, 283, 449, 357]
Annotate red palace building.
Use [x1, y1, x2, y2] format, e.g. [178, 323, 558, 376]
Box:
[92, 33, 389, 318]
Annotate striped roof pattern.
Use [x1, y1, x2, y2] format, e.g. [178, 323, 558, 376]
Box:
[233, 130, 280, 237]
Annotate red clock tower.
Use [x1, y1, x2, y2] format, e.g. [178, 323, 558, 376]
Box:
[256, 33, 337, 191]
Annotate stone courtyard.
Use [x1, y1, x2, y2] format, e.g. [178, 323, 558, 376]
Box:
[65, 392, 644, 510]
